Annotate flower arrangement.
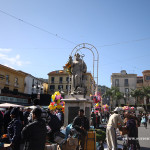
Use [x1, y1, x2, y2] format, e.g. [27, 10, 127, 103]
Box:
[65, 56, 72, 75]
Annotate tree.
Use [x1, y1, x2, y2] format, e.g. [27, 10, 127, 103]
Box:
[103, 87, 123, 108]
[130, 88, 144, 107]
[142, 86, 150, 111]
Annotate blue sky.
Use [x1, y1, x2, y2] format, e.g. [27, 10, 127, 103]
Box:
[0, 0, 150, 87]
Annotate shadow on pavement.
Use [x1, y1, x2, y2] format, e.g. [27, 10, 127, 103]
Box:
[140, 147, 150, 150]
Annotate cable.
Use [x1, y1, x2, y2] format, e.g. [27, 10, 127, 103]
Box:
[0, 9, 77, 45]
[98, 37, 150, 48]
[1, 9, 150, 49]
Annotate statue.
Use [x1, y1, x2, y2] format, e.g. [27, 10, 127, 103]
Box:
[68, 53, 87, 95]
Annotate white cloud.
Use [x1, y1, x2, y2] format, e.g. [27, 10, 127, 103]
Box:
[0, 48, 12, 53]
[0, 48, 30, 67]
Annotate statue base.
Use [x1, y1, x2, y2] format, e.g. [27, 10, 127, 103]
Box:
[62, 95, 93, 126]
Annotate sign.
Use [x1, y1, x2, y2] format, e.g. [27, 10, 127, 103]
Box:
[0, 96, 28, 104]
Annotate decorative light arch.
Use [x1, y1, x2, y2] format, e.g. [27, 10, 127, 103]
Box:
[70, 43, 99, 94]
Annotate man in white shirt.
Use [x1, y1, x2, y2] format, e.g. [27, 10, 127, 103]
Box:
[106, 108, 124, 150]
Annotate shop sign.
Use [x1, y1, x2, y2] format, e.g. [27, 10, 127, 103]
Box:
[0, 96, 28, 104]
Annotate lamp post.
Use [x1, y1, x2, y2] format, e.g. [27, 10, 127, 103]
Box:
[124, 92, 130, 106]
[124, 93, 126, 106]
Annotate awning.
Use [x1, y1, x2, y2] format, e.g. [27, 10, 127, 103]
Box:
[0, 103, 24, 108]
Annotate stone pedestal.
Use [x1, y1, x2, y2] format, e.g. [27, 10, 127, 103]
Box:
[62, 95, 93, 126]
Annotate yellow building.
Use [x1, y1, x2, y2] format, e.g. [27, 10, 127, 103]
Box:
[0, 64, 26, 92]
[136, 70, 150, 89]
[142, 70, 150, 87]
[0, 64, 28, 104]
[48, 67, 95, 96]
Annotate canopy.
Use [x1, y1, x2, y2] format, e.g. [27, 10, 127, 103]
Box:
[137, 107, 144, 111]
[0, 103, 24, 108]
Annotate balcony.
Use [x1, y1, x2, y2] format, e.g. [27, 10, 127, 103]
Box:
[124, 83, 129, 87]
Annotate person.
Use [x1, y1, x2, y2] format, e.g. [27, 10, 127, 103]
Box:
[18, 107, 24, 126]
[124, 111, 140, 150]
[28, 98, 48, 123]
[148, 113, 150, 124]
[91, 111, 96, 128]
[23, 107, 31, 126]
[7, 107, 22, 150]
[22, 107, 47, 150]
[106, 108, 124, 150]
[72, 109, 89, 150]
[106, 112, 110, 123]
[4, 107, 13, 134]
[47, 110, 62, 142]
[141, 113, 148, 129]
[56, 109, 64, 126]
[0, 110, 4, 137]
[95, 112, 100, 128]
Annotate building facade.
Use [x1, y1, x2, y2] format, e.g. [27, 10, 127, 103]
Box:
[0, 64, 28, 105]
[18, 71, 48, 95]
[142, 70, 150, 87]
[48, 67, 95, 96]
[111, 70, 137, 106]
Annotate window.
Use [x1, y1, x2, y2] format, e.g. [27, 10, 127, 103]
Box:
[146, 76, 150, 80]
[32, 79, 34, 87]
[50, 85, 55, 91]
[14, 77, 18, 86]
[51, 77, 54, 83]
[66, 85, 70, 90]
[58, 85, 63, 90]
[59, 77, 63, 83]
[115, 79, 119, 87]
[66, 77, 69, 83]
[6, 75, 9, 84]
[124, 79, 128, 86]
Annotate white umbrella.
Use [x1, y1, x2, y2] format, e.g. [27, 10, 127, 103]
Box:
[137, 107, 144, 111]
[0, 103, 24, 108]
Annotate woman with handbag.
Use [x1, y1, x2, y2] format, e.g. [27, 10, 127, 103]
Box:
[141, 113, 148, 129]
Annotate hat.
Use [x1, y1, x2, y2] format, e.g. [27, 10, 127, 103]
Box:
[10, 107, 19, 117]
[114, 107, 120, 112]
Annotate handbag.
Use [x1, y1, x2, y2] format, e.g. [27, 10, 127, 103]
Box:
[141, 117, 146, 124]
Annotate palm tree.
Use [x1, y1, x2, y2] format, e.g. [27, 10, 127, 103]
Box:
[142, 86, 150, 111]
[130, 88, 144, 108]
[103, 87, 123, 109]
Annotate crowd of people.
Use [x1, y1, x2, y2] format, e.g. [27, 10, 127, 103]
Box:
[0, 99, 64, 150]
[0, 100, 150, 150]
[106, 108, 150, 150]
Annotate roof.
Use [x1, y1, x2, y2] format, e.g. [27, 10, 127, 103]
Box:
[48, 70, 68, 75]
[0, 64, 26, 77]
[142, 70, 150, 73]
[137, 76, 143, 78]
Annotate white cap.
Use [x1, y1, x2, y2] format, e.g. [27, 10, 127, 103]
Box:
[114, 107, 120, 112]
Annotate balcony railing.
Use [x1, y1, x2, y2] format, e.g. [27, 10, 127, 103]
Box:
[124, 83, 129, 86]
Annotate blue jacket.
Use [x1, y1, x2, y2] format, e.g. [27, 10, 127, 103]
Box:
[7, 118, 22, 144]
